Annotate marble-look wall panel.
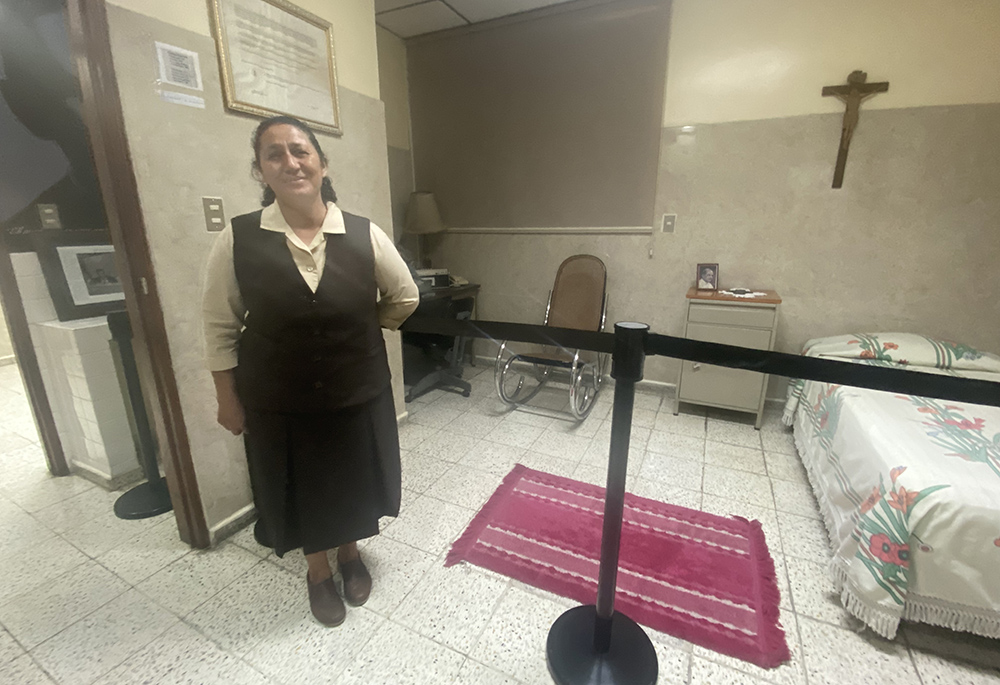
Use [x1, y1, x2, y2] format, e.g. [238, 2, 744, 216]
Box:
[0, 297, 13, 361]
[107, 5, 400, 532]
[387, 145, 414, 241]
[433, 103, 1000, 393]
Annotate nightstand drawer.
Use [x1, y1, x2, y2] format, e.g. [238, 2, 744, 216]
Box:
[684, 323, 772, 350]
[680, 288, 781, 427]
[678, 362, 765, 411]
[688, 304, 775, 329]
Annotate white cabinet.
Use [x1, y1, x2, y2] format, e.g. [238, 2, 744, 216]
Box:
[676, 288, 781, 429]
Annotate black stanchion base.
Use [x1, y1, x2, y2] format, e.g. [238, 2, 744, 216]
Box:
[114, 479, 173, 520]
[546, 605, 658, 685]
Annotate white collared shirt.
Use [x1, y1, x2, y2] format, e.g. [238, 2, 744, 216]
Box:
[202, 201, 419, 372]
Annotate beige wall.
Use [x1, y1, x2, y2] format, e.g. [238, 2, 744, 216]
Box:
[107, 0, 381, 100]
[664, 0, 1000, 126]
[426, 0, 1000, 396]
[105, 1, 399, 536]
[376, 26, 415, 239]
[377, 26, 411, 152]
[407, 0, 670, 229]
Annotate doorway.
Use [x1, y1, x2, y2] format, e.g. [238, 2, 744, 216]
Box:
[0, 0, 208, 547]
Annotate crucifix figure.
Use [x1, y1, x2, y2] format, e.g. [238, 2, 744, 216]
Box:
[822, 70, 889, 188]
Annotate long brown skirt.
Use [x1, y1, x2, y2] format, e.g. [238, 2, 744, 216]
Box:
[242, 386, 401, 557]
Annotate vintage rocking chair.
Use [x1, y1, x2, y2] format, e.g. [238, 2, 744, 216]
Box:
[494, 254, 609, 421]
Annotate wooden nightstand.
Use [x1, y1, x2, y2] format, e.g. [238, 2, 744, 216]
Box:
[675, 288, 781, 429]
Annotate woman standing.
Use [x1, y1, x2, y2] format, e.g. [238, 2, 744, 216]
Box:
[203, 116, 419, 626]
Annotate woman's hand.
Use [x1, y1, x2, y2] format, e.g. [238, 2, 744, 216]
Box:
[217, 392, 246, 436]
[212, 369, 245, 436]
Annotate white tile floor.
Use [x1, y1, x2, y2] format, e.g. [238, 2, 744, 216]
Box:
[1, 360, 1000, 684]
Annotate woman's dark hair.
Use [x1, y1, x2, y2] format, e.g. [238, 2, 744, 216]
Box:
[251, 115, 337, 207]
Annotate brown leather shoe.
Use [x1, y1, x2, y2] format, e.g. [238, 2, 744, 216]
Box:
[339, 557, 372, 607]
[307, 575, 346, 626]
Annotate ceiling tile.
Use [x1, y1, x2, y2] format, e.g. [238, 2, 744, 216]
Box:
[376, 2, 467, 38]
[446, 0, 577, 24]
[374, 0, 421, 13]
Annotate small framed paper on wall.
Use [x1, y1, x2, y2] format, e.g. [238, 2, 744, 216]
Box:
[31, 231, 126, 322]
[696, 263, 719, 291]
[155, 42, 203, 91]
[209, 0, 342, 135]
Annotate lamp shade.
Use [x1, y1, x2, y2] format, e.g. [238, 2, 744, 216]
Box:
[404, 192, 446, 235]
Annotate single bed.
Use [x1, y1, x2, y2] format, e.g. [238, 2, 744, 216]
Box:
[781, 333, 1000, 639]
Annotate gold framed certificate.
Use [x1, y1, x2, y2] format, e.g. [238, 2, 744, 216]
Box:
[209, 0, 342, 135]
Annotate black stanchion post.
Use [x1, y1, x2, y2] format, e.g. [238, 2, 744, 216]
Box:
[546, 322, 657, 685]
[108, 311, 172, 520]
[595, 322, 648, 650]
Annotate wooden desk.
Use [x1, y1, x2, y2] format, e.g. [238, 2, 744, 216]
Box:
[421, 282, 480, 303]
[422, 283, 480, 363]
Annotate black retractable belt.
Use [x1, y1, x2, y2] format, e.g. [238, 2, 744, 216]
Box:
[401, 316, 1000, 407]
[644, 333, 1000, 407]
[400, 315, 1000, 684]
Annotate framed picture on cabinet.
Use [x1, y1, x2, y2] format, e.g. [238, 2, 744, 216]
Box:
[696, 263, 719, 291]
[31, 230, 126, 321]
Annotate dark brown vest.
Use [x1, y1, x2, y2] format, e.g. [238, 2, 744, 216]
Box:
[231, 208, 390, 413]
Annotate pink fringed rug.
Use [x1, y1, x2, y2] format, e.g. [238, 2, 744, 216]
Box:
[446, 464, 790, 668]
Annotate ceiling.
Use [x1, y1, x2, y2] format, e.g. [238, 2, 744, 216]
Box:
[375, 0, 579, 39]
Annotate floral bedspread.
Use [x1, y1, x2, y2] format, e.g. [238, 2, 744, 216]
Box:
[782, 336, 1000, 639]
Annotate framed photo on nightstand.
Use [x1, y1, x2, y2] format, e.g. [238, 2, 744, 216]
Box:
[696, 263, 719, 291]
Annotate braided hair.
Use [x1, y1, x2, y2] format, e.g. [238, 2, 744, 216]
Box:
[250, 116, 337, 207]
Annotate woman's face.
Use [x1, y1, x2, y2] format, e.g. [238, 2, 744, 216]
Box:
[257, 124, 327, 204]
[701, 268, 713, 281]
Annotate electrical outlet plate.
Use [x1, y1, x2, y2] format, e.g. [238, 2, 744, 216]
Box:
[37, 204, 62, 229]
[202, 197, 225, 232]
[661, 213, 676, 233]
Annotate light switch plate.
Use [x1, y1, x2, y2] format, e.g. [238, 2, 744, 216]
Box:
[661, 213, 676, 233]
[37, 204, 62, 229]
[202, 197, 225, 232]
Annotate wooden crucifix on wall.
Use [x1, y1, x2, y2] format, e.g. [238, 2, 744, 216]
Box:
[822, 70, 889, 188]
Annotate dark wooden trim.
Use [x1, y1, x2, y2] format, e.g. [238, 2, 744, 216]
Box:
[65, 0, 210, 548]
[0, 244, 69, 476]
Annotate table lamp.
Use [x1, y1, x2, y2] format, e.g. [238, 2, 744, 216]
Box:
[404, 191, 445, 267]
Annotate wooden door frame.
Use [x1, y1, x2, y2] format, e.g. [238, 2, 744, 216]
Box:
[64, 0, 210, 548]
[0, 245, 69, 476]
